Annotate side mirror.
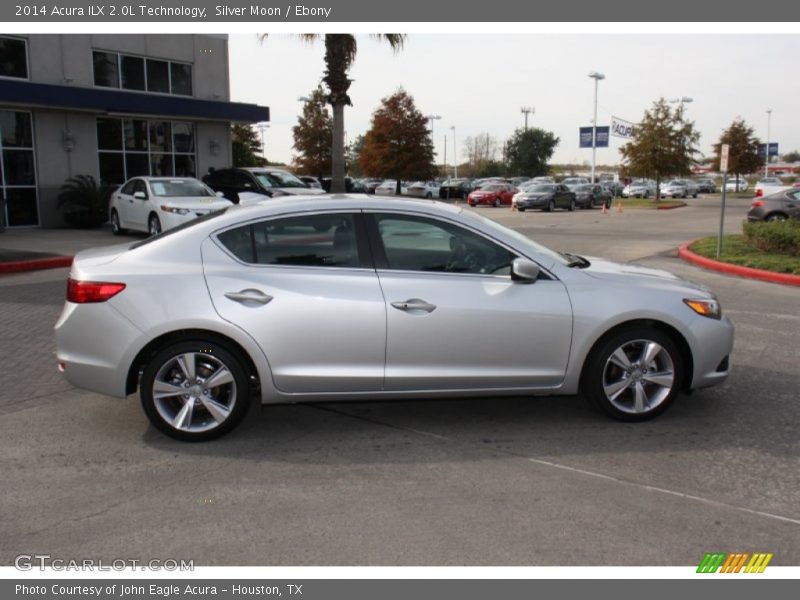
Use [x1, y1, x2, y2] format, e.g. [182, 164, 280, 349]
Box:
[133, 191, 147, 200]
[215, 191, 225, 197]
[511, 258, 540, 283]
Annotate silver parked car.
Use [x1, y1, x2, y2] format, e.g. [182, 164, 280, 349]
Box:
[55, 197, 733, 441]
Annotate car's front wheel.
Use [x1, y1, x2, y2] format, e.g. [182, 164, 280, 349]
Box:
[582, 327, 683, 421]
[139, 341, 251, 441]
[148, 214, 162, 236]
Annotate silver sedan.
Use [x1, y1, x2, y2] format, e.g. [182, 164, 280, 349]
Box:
[55, 196, 734, 441]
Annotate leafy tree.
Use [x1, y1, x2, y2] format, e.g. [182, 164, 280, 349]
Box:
[462, 133, 499, 176]
[711, 118, 761, 192]
[782, 150, 800, 163]
[359, 89, 436, 192]
[231, 124, 266, 167]
[346, 134, 366, 177]
[504, 127, 559, 177]
[261, 34, 405, 193]
[292, 87, 333, 178]
[57, 175, 114, 228]
[619, 98, 700, 200]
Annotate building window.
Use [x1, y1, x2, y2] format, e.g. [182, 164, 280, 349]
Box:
[96, 117, 196, 185]
[0, 36, 28, 79]
[0, 110, 38, 227]
[92, 50, 193, 96]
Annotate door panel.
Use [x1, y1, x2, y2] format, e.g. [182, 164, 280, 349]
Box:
[201, 214, 386, 394]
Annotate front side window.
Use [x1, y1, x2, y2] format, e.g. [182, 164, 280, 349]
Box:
[0, 37, 28, 79]
[217, 214, 360, 268]
[373, 214, 515, 275]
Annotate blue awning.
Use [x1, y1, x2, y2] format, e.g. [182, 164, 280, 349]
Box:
[0, 79, 269, 123]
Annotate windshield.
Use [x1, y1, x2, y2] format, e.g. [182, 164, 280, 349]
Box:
[149, 179, 214, 197]
[528, 185, 555, 192]
[480, 184, 503, 191]
[253, 170, 307, 189]
[460, 209, 569, 267]
[573, 185, 592, 192]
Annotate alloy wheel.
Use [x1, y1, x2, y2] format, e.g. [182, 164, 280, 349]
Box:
[602, 339, 675, 415]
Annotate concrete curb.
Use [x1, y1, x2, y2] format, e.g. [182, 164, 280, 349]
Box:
[0, 256, 74, 274]
[678, 241, 800, 287]
[657, 202, 687, 210]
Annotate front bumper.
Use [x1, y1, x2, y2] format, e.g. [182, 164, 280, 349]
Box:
[689, 315, 735, 390]
[516, 198, 548, 209]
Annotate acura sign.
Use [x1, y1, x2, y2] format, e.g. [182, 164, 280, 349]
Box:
[611, 116, 636, 139]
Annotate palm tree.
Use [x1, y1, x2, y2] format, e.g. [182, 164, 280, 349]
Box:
[261, 34, 405, 192]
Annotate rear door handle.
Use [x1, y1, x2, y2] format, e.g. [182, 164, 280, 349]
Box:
[391, 298, 436, 313]
[224, 289, 273, 305]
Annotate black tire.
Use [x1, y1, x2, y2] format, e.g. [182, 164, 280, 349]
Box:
[148, 213, 162, 236]
[546, 199, 555, 212]
[581, 326, 684, 422]
[494, 198, 501, 207]
[139, 340, 252, 441]
[518, 207, 526, 212]
[425, 192, 433, 199]
[568, 198, 576, 212]
[766, 213, 788, 222]
[110, 209, 125, 235]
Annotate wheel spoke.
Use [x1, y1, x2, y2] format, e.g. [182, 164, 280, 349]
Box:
[198, 395, 232, 423]
[642, 371, 674, 388]
[610, 348, 632, 370]
[153, 379, 185, 400]
[604, 378, 630, 401]
[204, 366, 233, 389]
[641, 342, 662, 369]
[633, 382, 647, 413]
[172, 399, 194, 431]
[176, 353, 196, 381]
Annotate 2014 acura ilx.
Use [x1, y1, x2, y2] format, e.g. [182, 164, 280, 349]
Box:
[55, 196, 733, 441]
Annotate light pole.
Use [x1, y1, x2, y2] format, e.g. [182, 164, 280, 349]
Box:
[765, 109, 773, 178]
[520, 106, 535, 131]
[669, 96, 693, 108]
[426, 115, 442, 174]
[257, 122, 270, 160]
[449, 125, 457, 178]
[588, 71, 605, 184]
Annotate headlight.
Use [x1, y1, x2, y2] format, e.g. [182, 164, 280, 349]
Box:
[160, 206, 190, 215]
[683, 298, 721, 319]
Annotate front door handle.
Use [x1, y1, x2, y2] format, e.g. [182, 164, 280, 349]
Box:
[224, 289, 273, 305]
[391, 298, 437, 313]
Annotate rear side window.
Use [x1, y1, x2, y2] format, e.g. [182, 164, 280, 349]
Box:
[217, 213, 360, 268]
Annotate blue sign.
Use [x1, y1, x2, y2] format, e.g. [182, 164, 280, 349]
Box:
[580, 126, 609, 148]
[758, 143, 779, 159]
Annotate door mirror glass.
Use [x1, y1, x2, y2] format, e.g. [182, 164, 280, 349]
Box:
[511, 258, 540, 283]
[133, 191, 147, 200]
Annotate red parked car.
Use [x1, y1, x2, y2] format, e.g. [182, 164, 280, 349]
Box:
[467, 183, 516, 207]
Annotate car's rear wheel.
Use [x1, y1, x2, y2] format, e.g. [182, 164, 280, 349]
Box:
[568, 198, 576, 211]
[546, 199, 555, 212]
[139, 341, 251, 441]
[148, 213, 162, 236]
[518, 207, 526, 212]
[110, 209, 125, 235]
[766, 212, 788, 222]
[582, 327, 683, 421]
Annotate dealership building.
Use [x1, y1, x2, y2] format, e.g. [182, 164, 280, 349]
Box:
[0, 34, 269, 228]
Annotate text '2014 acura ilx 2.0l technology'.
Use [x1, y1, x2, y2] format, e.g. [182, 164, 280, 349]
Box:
[55, 196, 733, 441]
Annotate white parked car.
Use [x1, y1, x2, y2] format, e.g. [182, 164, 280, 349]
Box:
[109, 177, 232, 236]
[754, 177, 791, 198]
[375, 180, 408, 196]
[622, 179, 656, 198]
[724, 177, 749, 193]
[406, 181, 439, 199]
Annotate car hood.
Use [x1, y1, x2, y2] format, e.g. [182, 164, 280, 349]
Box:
[581, 256, 712, 295]
[521, 193, 552, 198]
[158, 197, 232, 210]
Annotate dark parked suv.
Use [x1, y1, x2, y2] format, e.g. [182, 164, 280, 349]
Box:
[203, 167, 322, 203]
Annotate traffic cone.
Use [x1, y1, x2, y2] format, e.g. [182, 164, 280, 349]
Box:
[616, 200, 624, 213]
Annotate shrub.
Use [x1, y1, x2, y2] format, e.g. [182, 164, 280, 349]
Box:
[57, 175, 115, 228]
[743, 219, 800, 256]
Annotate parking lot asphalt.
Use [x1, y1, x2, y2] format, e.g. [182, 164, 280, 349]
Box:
[1, 196, 798, 566]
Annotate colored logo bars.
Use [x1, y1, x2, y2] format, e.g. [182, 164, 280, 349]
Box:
[697, 552, 773, 573]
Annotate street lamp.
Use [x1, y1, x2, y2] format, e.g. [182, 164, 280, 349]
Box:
[257, 122, 270, 159]
[765, 109, 773, 178]
[520, 106, 535, 131]
[449, 125, 457, 178]
[588, 71, 605, 184]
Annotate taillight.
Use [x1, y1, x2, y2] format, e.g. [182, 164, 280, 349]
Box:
[67, 278, 126, 303]
[751, 200, 765, 208]
[756, 189, 763, 197]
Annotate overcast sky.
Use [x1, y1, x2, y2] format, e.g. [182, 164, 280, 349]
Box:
[228, 34, 799, 169]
